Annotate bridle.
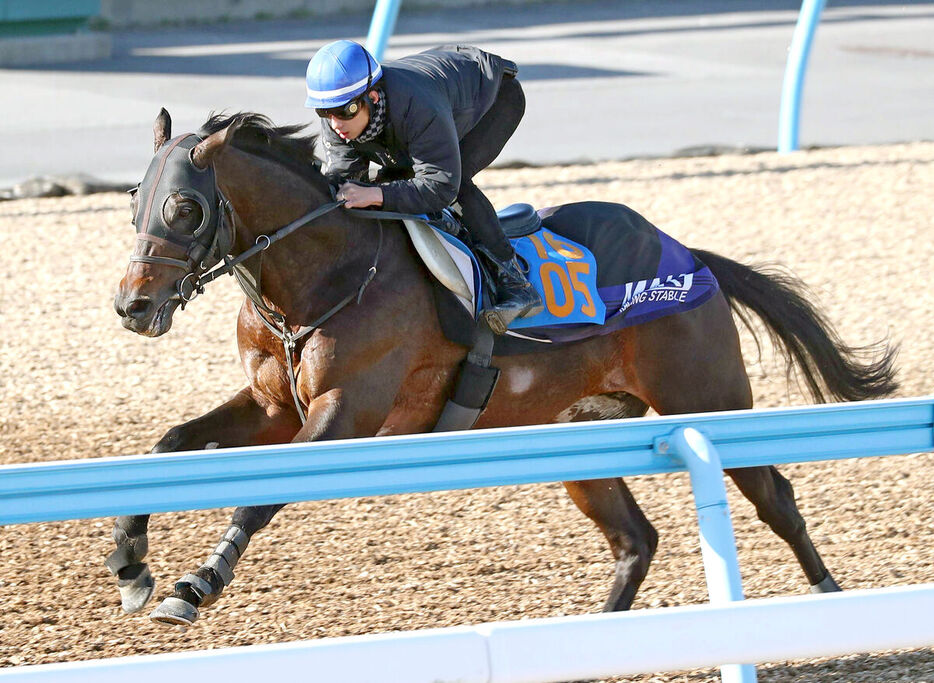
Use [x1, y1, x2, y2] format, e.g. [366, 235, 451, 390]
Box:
[129, 134, 237, 308]
[129, 132, 382, 423]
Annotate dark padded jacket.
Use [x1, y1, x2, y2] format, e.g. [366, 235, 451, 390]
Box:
[320, 45, 512, 214]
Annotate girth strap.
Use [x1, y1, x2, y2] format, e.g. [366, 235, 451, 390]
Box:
[432, 321, 499, 432]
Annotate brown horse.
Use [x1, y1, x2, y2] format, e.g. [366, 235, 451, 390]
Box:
[112, 110, 897, 627]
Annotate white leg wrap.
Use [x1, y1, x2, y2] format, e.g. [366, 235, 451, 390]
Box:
[105, 534, 149, 575]
[176, 573, 213, 600]
[223, 526, 250, 555]
[204, 552, 235, 585]
[205, 527, 249, 586]
[215, 540, 241, 566]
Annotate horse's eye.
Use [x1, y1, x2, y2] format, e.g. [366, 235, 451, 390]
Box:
[179, 207, 192, 218]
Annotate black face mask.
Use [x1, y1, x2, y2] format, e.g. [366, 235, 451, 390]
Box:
[130, 133, 235, 304]
[135, 134, 218, 249]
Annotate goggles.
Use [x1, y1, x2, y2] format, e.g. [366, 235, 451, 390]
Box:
[316, 97, 365, 121]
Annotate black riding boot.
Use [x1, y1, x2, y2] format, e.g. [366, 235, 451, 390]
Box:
[483, 254, 544, 335]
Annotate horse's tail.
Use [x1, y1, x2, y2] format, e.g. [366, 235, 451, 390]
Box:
[692, 248, 898, 402]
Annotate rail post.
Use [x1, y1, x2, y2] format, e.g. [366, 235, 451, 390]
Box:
[778, 0, 826, 152]
[365, 0, 402, 61]
[659, 427, 757, 683]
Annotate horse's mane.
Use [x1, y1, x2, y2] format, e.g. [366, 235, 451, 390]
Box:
[200, 112, 332, 195]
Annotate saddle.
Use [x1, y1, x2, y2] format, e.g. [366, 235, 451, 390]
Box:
[404, 201, 721, 356]
[400, 202, 553, 320]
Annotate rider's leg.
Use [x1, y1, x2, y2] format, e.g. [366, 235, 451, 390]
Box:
[458, 181, 543, 333]
[458, 75, 542, 333]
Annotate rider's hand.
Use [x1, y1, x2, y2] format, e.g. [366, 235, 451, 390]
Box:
[337, 182, 383, 209]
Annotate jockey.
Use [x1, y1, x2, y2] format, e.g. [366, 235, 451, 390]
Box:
[305, 39, 543, 334]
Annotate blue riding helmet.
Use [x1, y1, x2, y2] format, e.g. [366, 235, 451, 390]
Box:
[305, 40, 383, 109]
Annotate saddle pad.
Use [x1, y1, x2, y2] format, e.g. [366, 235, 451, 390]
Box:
[507, 227, 606, 329]
[431, 201, 720, 355]
[527, 201, 720, 343]
[419, 220, 606, 328]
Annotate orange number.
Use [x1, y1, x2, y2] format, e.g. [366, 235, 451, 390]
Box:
[543, 230, 584, 260]
[539, 261, 575, 317]
[567, 261, 596, 316]
[527, 233, 549, 260]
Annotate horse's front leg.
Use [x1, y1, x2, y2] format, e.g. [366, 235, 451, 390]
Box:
[109, 388, 301, 614]
[149, 388, 378, 627]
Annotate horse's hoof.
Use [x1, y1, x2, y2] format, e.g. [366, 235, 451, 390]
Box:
[117, 563, 155, 613]
[809, 574, 842, 593]
[149, 597, 199, 627]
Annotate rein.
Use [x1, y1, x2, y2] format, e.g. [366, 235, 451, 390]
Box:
[182, 198, 347, 304]
[195, 197, 384, 425]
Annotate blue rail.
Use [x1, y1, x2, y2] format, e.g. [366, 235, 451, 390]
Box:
[1, 397, 931, 526]
[778, 0, 826, 152]
[3, 399, 929, 683]
[667, 427, 758, 683]
[365, 0, 402, 61]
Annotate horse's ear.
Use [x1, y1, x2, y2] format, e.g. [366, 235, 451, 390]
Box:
[191, 119, 241, 170]
[153, 108, 172, 152]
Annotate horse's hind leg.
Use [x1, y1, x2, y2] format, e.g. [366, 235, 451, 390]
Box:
[726, 466, 839, 592]
[108, 388, 301, 614]
[630, 293, 840, 594]
[564, 476, 658, 611]
[559, 393, 657, 611]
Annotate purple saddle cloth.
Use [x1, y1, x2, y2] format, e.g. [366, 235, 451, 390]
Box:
[434, 201, 719, 355]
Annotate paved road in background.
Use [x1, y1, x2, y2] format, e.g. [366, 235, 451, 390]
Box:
[1, 0, 932, 187]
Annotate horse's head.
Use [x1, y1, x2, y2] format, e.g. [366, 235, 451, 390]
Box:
[114, 109, 238, 336]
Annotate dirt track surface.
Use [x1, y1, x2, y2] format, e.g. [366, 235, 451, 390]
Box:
[1, 142, 932, 681]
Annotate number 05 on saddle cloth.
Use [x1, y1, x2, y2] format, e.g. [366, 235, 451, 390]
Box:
[425, 201, 721, 353]
[509, 226, 606, 329]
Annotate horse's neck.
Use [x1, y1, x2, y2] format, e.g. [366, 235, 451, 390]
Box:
[216, 149, 378, 322]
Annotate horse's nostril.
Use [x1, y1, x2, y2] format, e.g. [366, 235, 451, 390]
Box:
[125, 299, 153, 320]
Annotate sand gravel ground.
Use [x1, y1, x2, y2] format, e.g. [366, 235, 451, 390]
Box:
[0, 141, 932, 681]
